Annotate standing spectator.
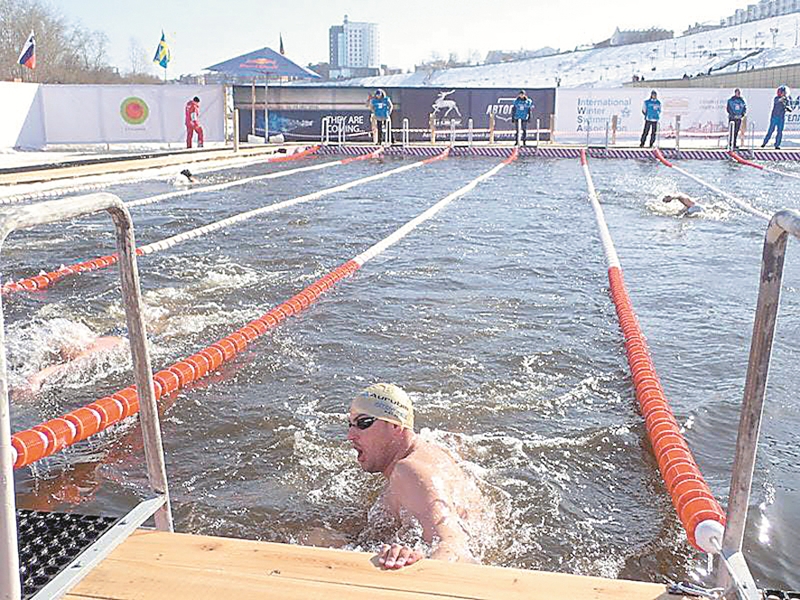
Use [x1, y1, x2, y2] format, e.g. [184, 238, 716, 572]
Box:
[511, 90, 534, 146]
[726, 88, 747, 149]
[640, 90, 662, 148]
[185, 96, 204, 149]
[368, 89, 393, 145]
[762, 86, 793, 150]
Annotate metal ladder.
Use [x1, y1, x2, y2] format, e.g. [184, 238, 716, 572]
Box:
[0, 193, 172, 600]
[718, 209, 800, 600]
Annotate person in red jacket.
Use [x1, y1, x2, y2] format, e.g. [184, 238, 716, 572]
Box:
[185, 96, 204, 148]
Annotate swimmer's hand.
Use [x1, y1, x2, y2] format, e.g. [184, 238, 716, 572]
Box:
[378, 543, 424, 570]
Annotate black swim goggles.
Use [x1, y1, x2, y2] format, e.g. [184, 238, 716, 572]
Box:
[348, 416, 377, 430]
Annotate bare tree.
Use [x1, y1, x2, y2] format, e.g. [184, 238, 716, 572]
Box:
[127, 36, 148, 76]
[0, 0, 156, 83]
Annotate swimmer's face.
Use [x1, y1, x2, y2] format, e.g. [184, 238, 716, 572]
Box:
[347, 407, 397, 473]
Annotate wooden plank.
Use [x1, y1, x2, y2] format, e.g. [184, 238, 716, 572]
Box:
[0, 147, 283, 185]
[64, 531, 678, 600]
[64, 564, 448, 600]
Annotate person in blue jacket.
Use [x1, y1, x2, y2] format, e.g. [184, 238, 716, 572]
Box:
[368, 89, 394, 144]
[762, 86, 793, 149]
[511, 90, 534, 146]
[726, 89, 747, 150]
[640, 90, 662, 148]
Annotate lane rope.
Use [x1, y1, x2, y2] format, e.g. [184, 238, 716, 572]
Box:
[125, 146, 329, 208]
[728, 151, 800, 181]
[9, 148, 512, 473]
[581, 149, 726, 554]
[2, 147, 421, 295]
[0, 146, 322, 206]
[653, 149, 770, 220]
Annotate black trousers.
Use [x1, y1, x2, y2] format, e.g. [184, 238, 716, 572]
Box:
[640, 120, 658, 147]
[376, 119, 391, 144]
[729, 118, 742, 148]
[513, 118, 528, 145]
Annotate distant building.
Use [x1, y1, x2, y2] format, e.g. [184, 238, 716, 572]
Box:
[719, 0, 800, 27]
[683, 22, 723, 35]
[328, 15, 380, 79]
[593, 27, 673, 48]
[608, 27, 674, 46]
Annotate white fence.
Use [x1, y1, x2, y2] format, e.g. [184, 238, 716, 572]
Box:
[0, 83, 224, 149]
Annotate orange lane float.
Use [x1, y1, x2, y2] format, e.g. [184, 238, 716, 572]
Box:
[580, 149, 726, 553]
[10, 259, 362, 470]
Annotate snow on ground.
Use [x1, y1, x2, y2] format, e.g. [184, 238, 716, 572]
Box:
[304, 12, 800, 89]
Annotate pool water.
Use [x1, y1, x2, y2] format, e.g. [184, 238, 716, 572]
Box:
[5, 154, 799, 589]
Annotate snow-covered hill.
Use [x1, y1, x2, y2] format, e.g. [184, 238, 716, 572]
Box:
[308, 12, 800, 89]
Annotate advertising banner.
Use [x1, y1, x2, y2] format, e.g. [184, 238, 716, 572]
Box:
[254, 87, 556, 142]
[40, 84, 225, 144]
[556, 88, 799, 145]
[241, 109, 373, 142]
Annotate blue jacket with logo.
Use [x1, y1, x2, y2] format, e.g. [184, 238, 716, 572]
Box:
[771, 95, 791, 119]
[727, 96, 747, 119]
[370, 96, 393, 119]
[512, 97, 533, 120]
[642, 98, 662, 121]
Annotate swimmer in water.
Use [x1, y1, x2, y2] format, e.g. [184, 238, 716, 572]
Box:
[25, 335, 123, 394]
[662, 192, 704, 216]
[13, 319, 125, 396]
[347, 383, 485, 569]
[179, 169, 198, 184]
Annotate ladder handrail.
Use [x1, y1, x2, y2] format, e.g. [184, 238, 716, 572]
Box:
[718, 209, 800, 599]
[0, 193, 173, 600]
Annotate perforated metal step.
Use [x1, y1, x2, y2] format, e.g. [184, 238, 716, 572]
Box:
[17, 509, 119, 599]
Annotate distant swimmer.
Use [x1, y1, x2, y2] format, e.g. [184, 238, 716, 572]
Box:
[180, 169, 198, 183]
[347, 383, 486, 569]
[662, 193, 704, 216]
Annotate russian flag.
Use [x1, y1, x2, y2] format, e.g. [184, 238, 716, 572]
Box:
[18, 31, 35, 70]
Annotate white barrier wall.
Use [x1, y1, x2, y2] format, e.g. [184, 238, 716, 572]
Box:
[0, 83, 224, 149]
[40, 84, 224, 145]
[0, 82, 45, 149]
[556, 88, 798, 144]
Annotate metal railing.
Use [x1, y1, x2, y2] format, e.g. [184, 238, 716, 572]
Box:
[0, 193, 172, 600]
[716, 208, 800, 600]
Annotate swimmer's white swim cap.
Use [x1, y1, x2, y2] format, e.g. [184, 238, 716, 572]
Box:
[351, 383, 414, 430]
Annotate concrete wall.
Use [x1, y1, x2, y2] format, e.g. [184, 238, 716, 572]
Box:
[625, 62, 800, 89]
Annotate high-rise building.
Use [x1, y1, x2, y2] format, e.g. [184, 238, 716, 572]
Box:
[328, 15, 380, 79]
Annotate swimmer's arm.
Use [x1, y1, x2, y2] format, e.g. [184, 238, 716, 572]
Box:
[390, 462, 475, 564]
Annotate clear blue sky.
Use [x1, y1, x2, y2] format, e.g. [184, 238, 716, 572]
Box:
[53, 0, 755, 76]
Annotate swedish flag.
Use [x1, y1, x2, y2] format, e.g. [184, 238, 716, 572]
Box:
[153, 31, 170, 69]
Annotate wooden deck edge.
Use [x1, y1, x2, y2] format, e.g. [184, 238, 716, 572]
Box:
[63, 530, 684, 600]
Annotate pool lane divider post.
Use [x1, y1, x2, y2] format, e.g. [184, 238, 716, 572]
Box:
[652, 149, 770, 221]
[2, 148, 443, 296]
[580, 149, 727, 553]
[728, 150, 800, 181]
[9, 147, 508, 470]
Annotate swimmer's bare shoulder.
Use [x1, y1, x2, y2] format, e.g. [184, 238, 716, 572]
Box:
[386, 443, 478, 563]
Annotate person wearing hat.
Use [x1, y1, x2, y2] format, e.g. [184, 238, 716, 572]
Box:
[640, 90, 662, 148]
[762, 86, 793, 149]
[511, 90, 534, 146]
[368, 89, 394, 144]
[184, 96, 204, 149]
[347, 383, 484, 569]
[726, 89, 747, 150]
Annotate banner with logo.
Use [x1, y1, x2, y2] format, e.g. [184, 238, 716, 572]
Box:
[39, 85, 225, 144]
[556, 88, 799, 144]
[252, 87, 556, 142]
